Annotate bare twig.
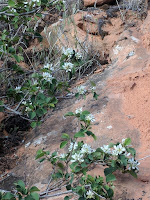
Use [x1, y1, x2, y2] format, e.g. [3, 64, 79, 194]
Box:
[0, 7, 41, 16]
[40, 190, 72, 198]
[116, 0, 125, 21]
[138, 154, 150, 161]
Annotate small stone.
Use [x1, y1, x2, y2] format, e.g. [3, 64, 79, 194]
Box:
[107, 125, 112, 129]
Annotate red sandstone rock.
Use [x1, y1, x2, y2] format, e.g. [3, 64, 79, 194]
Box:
[83, 0, 115, 7]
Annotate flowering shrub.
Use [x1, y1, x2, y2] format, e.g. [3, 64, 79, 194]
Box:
[0, 43, 98, 128]
[0, 107, 140, 200]
[33, 108, 139, 199]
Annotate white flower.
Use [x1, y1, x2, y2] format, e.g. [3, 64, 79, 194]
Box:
[124, 151, 131, 157]
[44, 63, 54, 71]
[63, 48, 74, 58]
[42, 72, 53, 83]
[101, 145, 111, 154]
[77, 86, 86, 95]
[112, 144, 126, 156]
[75, 107, 82, 114]
[15, 86, 21, 93]
[71, 153, 84, 163]
[91, 86, 96, 91]
[22, 101, 27, 105]
[68, 142, 78, 152]
[60, 153, 66, 159]
[75, 52, 82, 60]
[80, 143, 93, 154]
[25, 107, 32, 112]
[33, 80, 38, 85]
[85, 114, 95, 123]
[128, 157, 140, 171]
[25, 102, 32, 112]
[62, 62, 74, 73]
[86, 190, 95, 199]
[11, 8, 17, 12]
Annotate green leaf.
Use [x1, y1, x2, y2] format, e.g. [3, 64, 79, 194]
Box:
[119, 155, 127, 166]
[92, 134, 97, 140]
[75, 93, 79, 98]
[81, 162, 87, 168]
[31, 122, 37, 128]
[127, 147, 136, 157]
[75, 166, 82, 173]
[106, 174, 116, 183]
[55, 172, 63, 178]
[108, 143, 114, 148]
[2, 192, 15, 200]
[57, 162, 64, 169]
[70, 162, 78, 170]
[36, 108, 44, 117]
[104, 167, 116, 176]
[60, 141, 68, 149]
[16, 180, 25, 189]
[93, 92, 99, 100]
[31, 192, 39, 200]
[30, 186, 40, 193]
[62, 133, 70, 139]
[64, 196, 70, 200]
[124, 138, 131, 146]
[35, 149, 46, 160]
[8, 0, 15, 7]
[74, 131, 85, 138]
[82, 111, 90, 115]
[39, 158, 46, 163]
[64, 112, 74, 117]
[86, 131, 93, 136]
[128, 170, 137, 178]
[28, 111, 36, 120]
[12, 55, 24, 63]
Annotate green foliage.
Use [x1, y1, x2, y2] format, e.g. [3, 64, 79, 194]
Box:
[0, 180, 39, 200]
[34, 109, 139, 199]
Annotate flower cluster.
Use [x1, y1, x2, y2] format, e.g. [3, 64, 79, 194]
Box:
[100, 140, 140, 171]
[62, 62, 74, 73]
[86, 190, 95, 199]
[80, 143, 95, 154]
[68, 142, 78, 152]
[44, 63, 54, 71]
[101, 143, 129, 156]
[42, 72, 53, 83]
[70, 143, 95, 163]
[77, 86, 86, 95]
[71, 152, 84, 163]
[63, 48, 74, 58]
[75, 107, 83, 114]
[112, 144, 126, 156]
[75, 52, 82, 60]
[25, 102, 32, 112]
[101, 145, 111, 154]
[128, 158, 140, 171]
[85, 114, 95, 123]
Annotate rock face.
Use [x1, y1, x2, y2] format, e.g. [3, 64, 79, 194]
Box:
[1, 7, 150, 200]
[83, 0, 115, 7]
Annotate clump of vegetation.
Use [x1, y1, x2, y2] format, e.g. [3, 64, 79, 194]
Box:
[0, 108, 140, 199]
